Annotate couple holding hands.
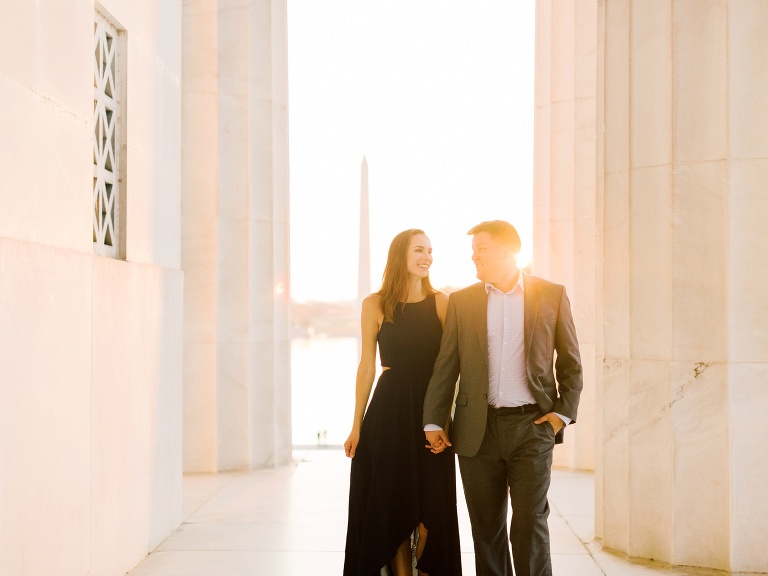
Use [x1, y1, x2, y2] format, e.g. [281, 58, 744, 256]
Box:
[343, 221, 583, 576]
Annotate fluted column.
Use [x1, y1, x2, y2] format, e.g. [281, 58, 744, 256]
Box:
[182, 0, 219, 472]
[727, 3, 768, 569]
[532, 0, 597, 471]
[248, 0, 292, 468]
[596, 1, 768, 571]
[216, 0, 251, 471]
[181, 0, 291, 471]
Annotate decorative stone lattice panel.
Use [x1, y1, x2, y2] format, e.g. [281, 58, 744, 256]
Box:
[93, 12, 122, 258]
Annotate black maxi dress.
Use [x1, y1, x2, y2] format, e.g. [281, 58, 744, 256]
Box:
[343, 295, 462, 575]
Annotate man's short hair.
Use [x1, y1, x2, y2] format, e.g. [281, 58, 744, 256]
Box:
[467, 220, 521, 253]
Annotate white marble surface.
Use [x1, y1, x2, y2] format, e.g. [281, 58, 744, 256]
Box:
[1, 1, 185, 573]
[629, 165, 673, 359]
[728, 160, 768, 362]
[629, 0, 671, 169]
[729, 1, 768, 159]
[729, 362, 768, 572]
[672, 0, 728, 165]
[126, 450, 739, 576]
[180, 0, 219, 468]
[671, 160, 728, 361]
[0, 53, 91, 253]
[0, 237, 183, 576]
[90, 258, 184, 574]
[0, 239, 92, 575]
[602, 0, 630, 177]
[670, 362, 729, 568]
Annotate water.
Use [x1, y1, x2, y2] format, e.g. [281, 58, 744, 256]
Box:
[291, 336, 382, 447]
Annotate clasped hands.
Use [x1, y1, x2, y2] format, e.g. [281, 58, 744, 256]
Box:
[425, 430, 451, 454]
[424, 412, 564, 454]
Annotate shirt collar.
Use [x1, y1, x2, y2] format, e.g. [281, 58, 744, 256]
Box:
[484, 270, 524, 295]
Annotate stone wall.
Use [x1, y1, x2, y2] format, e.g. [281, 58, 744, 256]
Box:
[0, 0, 183, 574]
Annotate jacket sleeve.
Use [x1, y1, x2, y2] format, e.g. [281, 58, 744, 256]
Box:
[423, 293, 461, 428]
[553, 286, 583, 422]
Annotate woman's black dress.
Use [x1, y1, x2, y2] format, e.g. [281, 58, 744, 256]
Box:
[344, 295, 462, 575]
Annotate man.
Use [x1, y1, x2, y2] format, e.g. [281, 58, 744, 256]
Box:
[423, 220, 582, 576]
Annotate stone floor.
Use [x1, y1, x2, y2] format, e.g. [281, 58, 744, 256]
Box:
[126, 449, 726, 576]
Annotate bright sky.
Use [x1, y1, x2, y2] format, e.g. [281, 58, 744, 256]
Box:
[288, 1, 536, 303]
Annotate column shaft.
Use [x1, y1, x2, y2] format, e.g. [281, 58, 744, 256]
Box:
[595, 0, 768, 570]
[182, 0, 291, 472]
[182, 0, 219, 472]
[533, 0, 597, 471]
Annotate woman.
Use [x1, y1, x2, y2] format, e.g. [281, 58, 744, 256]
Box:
[343, 229, 462, 576]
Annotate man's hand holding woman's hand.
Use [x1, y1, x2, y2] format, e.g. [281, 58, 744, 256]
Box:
[425, 430, 452, 454]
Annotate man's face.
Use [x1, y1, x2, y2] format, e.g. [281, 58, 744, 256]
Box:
[471, 231, 513, 284]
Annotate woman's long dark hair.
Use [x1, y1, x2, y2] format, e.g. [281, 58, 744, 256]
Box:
[378, 229, 438, 323]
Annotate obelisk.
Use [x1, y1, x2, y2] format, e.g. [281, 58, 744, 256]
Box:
[358, 156, 371, 302]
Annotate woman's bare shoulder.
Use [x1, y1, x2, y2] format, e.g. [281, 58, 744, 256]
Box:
[434, 291, 449, 319]
[362, 293, 381, 308]
[361, 293, 383, 320]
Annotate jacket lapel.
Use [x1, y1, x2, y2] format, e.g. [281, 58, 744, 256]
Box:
[471, 283, 488, 349]
[523, 273, 539, 362]
[468, 283, 489, 375]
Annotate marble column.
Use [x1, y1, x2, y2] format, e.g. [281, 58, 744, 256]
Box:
[216, 0, 251, 471]
[532, 0, 597, 472]
[595, 0, 768, 571]
[182, 0, 219, 472]
[181, 0, 292, 472]
[248, 0, 292, 469]
[727, 3, 768, 568]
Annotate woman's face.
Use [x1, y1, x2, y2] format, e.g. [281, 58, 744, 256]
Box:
[406, 233, 433, 279]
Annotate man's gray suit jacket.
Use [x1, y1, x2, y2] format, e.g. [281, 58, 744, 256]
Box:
[423, 274, 583, 457]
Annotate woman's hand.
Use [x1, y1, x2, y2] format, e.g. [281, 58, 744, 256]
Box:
[344, 430, 360, 458]
[425, 430, 452, 454]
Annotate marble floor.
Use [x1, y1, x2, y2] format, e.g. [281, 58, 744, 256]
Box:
[127, 449, 723, 576]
